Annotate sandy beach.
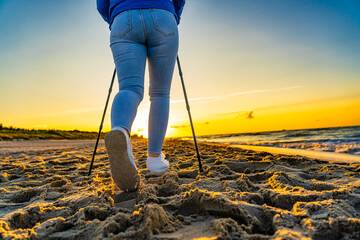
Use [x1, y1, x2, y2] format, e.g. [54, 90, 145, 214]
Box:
[1, 138, 359, 239]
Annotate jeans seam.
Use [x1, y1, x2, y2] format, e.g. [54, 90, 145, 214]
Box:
[149, 9, 176, 37]
[120, 10, 132, 38]
[139, 9, 147, 40]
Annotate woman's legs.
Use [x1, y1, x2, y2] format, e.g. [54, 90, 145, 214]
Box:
[110, 9, 178, 156]
[110, 10, 147, 134]
[110, 42, 146, 134]
[107, 10, 146, 190]
[146, 9, 179, 155]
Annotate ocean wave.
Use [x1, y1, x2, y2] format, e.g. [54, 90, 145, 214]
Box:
[194, 125, 360, 155]
[282, 132, 314, 138]
[270, 140, 360, 155]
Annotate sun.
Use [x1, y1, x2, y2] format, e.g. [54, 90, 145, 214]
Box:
[130, 106, 179, 138]
[131, 108, 149, 138]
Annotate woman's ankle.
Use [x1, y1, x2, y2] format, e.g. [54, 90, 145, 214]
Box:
[148, 152, 160, 158]
[112, 126, 130, 137]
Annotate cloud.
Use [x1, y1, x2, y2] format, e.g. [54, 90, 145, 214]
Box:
[210, 94, 358, 121]
[253, 95, 351, 112]
[27, 106, 104, 118]
[170, 125, 188, 129]
[33, 124, 48, 129]
[245, 111, 254, 119]
[170, 85, 303, 104]
[227, 86, 303, 97]
[236, 111, 254, 119]
[214, 110, 255, 119]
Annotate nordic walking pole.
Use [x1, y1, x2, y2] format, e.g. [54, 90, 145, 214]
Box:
[88, 68, 116, 176]
[176, 56, 203, 172]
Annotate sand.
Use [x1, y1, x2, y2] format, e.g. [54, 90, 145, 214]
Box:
[0, 138, 359, 239]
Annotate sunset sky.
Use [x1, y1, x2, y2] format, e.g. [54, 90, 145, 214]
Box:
[0, 0, 359, 137]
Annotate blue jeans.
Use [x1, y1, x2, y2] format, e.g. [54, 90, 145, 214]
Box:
[110, 9, 179, 154]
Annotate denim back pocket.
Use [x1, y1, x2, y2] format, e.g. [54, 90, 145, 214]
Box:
[110, 10, 132, 38]
[150, 9, 176, 37]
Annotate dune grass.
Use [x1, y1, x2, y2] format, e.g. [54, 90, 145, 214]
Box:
[0, 124, 143, 141]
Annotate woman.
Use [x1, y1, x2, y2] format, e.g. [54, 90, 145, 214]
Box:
[96, 0, 185, 191]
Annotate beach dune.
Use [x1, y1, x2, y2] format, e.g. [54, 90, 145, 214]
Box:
[0, 139, 359, 239]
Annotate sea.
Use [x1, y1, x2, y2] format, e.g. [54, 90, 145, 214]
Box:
[195, 125, 360, 155]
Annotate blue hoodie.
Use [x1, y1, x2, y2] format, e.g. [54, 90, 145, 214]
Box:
[97, 0, 185, 28]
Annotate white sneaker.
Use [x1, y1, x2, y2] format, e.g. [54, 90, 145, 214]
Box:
[105, 128, 139, 191]
[111, 127, 136, 168]
[146, 152, 170, 173]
